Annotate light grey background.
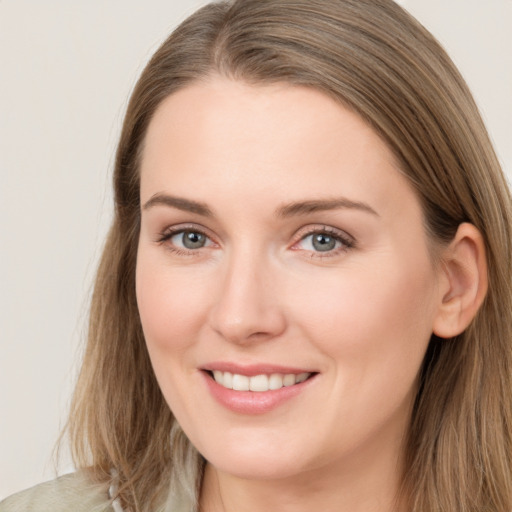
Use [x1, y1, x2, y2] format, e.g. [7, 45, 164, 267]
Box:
[1, 0, 511, 500]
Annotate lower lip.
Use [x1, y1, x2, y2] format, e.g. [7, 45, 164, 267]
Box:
[201, 371, 316, 415]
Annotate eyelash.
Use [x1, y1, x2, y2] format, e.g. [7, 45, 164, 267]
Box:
[156, 225, 214, 257]
[292, 226, 355, 258]
[155, 224, 355, 258]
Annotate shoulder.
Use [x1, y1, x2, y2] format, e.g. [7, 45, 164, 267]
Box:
[0, 471, 112, 512]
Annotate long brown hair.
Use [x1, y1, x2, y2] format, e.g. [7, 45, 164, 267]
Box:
[67, 1, 512, 510]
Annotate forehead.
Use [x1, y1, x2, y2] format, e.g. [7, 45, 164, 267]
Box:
[142, 78, 391, 163]
[139, 77, 418, 222]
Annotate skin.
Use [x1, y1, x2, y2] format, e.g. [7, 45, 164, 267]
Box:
[136, 77, 453, 512]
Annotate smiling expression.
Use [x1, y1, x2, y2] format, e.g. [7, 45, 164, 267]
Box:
[135, 77, 443, 482]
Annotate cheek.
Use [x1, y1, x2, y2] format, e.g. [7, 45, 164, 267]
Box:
[135, 255, 210, 416]
[286, 260, 437, 447]
[136, 257, 210, 354]
[289, 257, 437, 377]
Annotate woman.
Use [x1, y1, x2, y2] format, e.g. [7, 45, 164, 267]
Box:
[2, 0, 511, 511]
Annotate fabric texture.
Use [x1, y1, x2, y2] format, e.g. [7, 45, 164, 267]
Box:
[0, 472, 112, 512]
[0, 471, 192, 512]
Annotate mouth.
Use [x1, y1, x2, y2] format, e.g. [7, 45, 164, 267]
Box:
[200, 365, 318, 414]
[206, 370, 314, 392]
[200, 363, 319, 414]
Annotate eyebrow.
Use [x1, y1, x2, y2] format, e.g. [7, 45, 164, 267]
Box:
[276, 198, 379, 218]
[142, 193, 213, 217]
[142, 193, 378, 218]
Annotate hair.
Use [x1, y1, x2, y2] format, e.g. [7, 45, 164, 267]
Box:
[66, 1, 512, 510]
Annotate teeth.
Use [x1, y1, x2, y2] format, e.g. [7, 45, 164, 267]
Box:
[269, 373, 284, 390]
[249, 374, 268, 392]
[211, 371, 311, 392]
[223, 371, 233, 389]
[296, 372, 309, 383]
[232, 374, 250, 391]
[283, 374, 296, 386]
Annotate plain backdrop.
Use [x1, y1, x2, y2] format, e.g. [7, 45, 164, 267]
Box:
[1, 0, 511, 500]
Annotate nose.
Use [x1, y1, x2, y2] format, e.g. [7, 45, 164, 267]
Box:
[208, 251, 287, 345]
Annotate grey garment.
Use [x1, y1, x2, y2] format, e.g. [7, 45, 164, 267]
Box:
[0, 472, 113, 512]
[0, 472, 193, 512]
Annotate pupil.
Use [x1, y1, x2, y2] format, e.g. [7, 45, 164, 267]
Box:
[183, 231, 205, 249]
[312, 234, 336, 252]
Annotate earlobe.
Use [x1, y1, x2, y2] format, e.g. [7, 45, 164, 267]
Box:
[432, 223, 488, 339]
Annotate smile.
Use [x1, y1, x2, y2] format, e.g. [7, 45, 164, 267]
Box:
[212, 371, 311, 391]
[201, 365, 318, 414]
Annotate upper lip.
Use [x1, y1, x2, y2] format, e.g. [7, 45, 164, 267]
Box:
[201, 362, 317, 377]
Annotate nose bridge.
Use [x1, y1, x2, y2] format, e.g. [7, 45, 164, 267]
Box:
[209, 244, 286, 344]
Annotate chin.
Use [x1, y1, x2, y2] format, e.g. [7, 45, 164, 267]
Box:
[194, 431, 317, 481]
[206, 453, 306, 481]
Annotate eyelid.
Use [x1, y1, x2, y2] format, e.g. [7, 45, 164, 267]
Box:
[154, 222, 355, 257]
[155, 223, 218, 247]
[290, 224, 355, 253]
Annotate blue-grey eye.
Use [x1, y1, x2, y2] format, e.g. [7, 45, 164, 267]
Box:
[311, 233, 338, 252]
[296, 231, 344, 253]
[172, 230, 208, 249]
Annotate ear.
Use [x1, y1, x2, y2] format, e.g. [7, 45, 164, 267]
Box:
[432, 223, 488, 339]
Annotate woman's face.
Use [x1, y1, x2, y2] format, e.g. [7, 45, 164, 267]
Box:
[136, 78, 443, 481]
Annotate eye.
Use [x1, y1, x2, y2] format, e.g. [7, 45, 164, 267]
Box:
[171, 230, 211, 250]
[303, 233, 340, 252]
[293, 226, 354, 256]
[156, 226, 216, 254]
